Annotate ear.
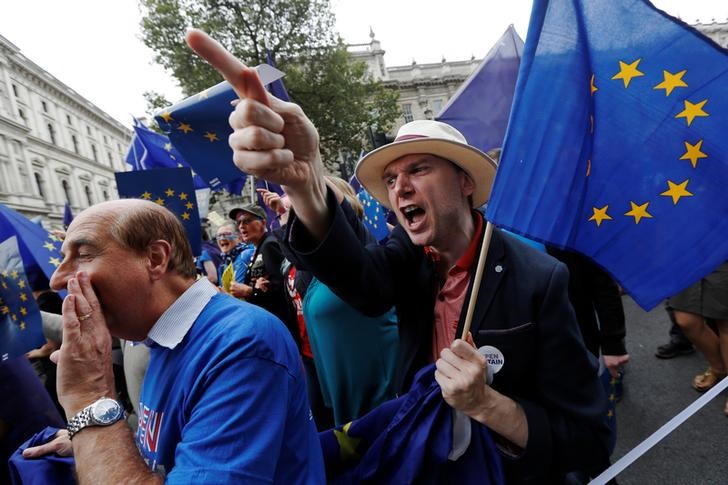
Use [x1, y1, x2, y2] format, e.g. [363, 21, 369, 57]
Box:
[146, 240, 172, 280]
[459, 171, 475, 198]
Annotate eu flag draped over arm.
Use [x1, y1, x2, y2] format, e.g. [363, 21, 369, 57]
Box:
[0, 203, 64, 289]
[115, 168, 202, 256]
[486, 0, 728, 310]
[154, 64, 286, 193]
[126, 118, 209, 190]
[0, 236, 43, 360]
[436, 25, 524, 153]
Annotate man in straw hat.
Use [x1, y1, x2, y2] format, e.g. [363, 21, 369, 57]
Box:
[187, 29, 610, 483]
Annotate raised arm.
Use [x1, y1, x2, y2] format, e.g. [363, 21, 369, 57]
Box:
[185, 29, 332, 240]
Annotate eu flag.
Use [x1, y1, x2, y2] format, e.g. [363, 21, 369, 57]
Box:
[349, 174, 390, 243]
[437, 25, 524, 153]
[126, 118, 209, 190]
[319, 364, 504, 484]
[486, 0, 728, 310]
[115, 168, 202, 256]
[0, 236, 44, 361]
[154, 64, 286, 193]
[0, 203, 64, 290]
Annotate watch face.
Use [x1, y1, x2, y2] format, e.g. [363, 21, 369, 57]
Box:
[92, 398, 123, 425]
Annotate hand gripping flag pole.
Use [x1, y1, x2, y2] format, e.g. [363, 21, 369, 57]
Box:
[459, 220, 494, 341]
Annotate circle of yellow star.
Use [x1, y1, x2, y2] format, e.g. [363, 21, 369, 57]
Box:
[179, 192, 188, 200]
[141, 191, 152, 200]
[624, 201, 653, 224]
[204, 132, 219, 142]
[660, 180, 693, 205]
[177, 122, 193, 134]
[675, 99, 709, 126]
[589, 205, 613, 227]
[155, 198, 165, 206]
[181, 212, 191, 220]
[611, 59, 644, 88]
[159, 111, 174, 122]
[165, 188, 175, 197]
[679, 140, 707, 169]
[590, 74, 598, 96]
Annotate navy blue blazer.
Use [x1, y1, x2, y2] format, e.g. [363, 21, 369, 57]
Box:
[285, 189, 610, 484]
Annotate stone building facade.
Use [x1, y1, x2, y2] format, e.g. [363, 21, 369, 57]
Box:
[0, 34, 131, 226]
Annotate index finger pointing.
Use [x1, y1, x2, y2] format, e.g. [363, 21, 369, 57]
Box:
[185, 28, 270, 107]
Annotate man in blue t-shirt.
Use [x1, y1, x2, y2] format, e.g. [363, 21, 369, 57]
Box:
[22, 199, 324, 484]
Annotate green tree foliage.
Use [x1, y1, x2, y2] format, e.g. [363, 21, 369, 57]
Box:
[139, 0, 399, 174]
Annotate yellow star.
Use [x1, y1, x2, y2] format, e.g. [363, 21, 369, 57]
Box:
[18, 280, 25, 289]
[675, 99, 708, 126]
[0, 306, 8, 314]
[159, 111, 173, 123]
[20, 307, 27, 316]
[43, 241, 56, 251]
[588, 205, 613, 227]
[198, 89, 210, 99]
[590, 74, 598, 95]
[624, 201, 653, 224]
[155, 198, 165, 206]
[179, 192, 188, 200]
[1, 281, 6, 289]
[49, 257, 61, 267]
[204, 132, 219, 142]
[185, 202, 194, 210]
[333, 422, 362, 462]
[611, 59, 644, 88]
[679, 140, 707, 168]
[653, 69, 687, 96]
[141, 191, 152, 200]
[607, 409, 614, 418]
[10, 270, 18, 279]
[164, 142, 173, 152]
[181, 212, 191, 220]
[19, 293, 27, 302]
[0, 270, 7, 277]
[19, 321, 26, 330]
[608, 393, 616, 402]
[48, 234, 59, 242]
[177, 122, 193, 134]
[11, 313, 17, 321]
[165, 188, 175, 197]
[660, 179, 693, 205]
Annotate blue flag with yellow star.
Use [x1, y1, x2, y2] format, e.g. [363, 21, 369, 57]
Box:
[126, 118, 209, 190]
[486, 0, 728, 310]
[154, 64, 286, 194]
[0, 203, 64, 290]
[115, 168, 202, 256]
[0, 236, 44, 361]
[349, 174, 390, 243]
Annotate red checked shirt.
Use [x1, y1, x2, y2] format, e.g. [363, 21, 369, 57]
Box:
[430, 213, 483, 361]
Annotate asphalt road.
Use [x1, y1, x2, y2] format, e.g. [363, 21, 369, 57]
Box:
[610, 296, 727, 484]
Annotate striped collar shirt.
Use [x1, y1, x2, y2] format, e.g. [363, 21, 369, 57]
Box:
[145, 278, 218, 349]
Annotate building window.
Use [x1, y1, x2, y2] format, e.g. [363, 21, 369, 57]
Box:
[67, 114, 72, 125]
[402, 103, 414, 123]
[103, 135, 108, 144]
[41, 101, 48, 112]
[47, 124, 56, 144]
[84, 186, 93, 206]
[86, 126, 92, 135]
[102, 190, 109, 201]
[91, 144, 98, 162]
[34, 173, 46, 198]
[431, 99, 443, 115]
[61, 180, 72, 204]
[12, 84, 18, 97]
[18, 108, 26, 122]
[107, 151, 113, 166]
[71, 135, 79, 154]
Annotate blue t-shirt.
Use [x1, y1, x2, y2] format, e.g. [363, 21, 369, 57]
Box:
[217, 244, 255, 286]
[136, 294, 324, 483]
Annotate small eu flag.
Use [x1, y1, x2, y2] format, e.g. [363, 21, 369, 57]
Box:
[486, 0, 728, 310]
[115, 168, 202, 256]
[154, 64, 286, 193]
[0, 236, 44, 361]
[0, 202, 64, 290]
[350, 175, 390, 242]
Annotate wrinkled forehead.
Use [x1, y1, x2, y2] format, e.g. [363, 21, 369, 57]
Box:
[382, 153, 454, 178]
[61, 210, 112, 253]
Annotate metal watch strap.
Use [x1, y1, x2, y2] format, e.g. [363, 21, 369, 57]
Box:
[67, 406, 93, 440]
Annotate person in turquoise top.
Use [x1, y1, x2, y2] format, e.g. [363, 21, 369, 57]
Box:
[302, 177, 400, 425]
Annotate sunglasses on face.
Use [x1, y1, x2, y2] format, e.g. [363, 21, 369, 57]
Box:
[237, 217, 261, 226]
[215, 234, 238, 241]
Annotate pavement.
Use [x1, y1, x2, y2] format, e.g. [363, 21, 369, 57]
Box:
[610, 296, 727, 484]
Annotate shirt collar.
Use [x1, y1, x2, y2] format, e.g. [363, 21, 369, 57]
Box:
[145, 278, 218, 349]
[424, 211, 484, 270]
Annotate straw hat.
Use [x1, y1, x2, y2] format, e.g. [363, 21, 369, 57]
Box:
[355, 120, 497, 209]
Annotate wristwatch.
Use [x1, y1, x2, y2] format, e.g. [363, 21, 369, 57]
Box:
[67, 397, 126, 439]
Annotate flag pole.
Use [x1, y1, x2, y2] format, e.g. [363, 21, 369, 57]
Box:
[459, 220, 494, 340]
